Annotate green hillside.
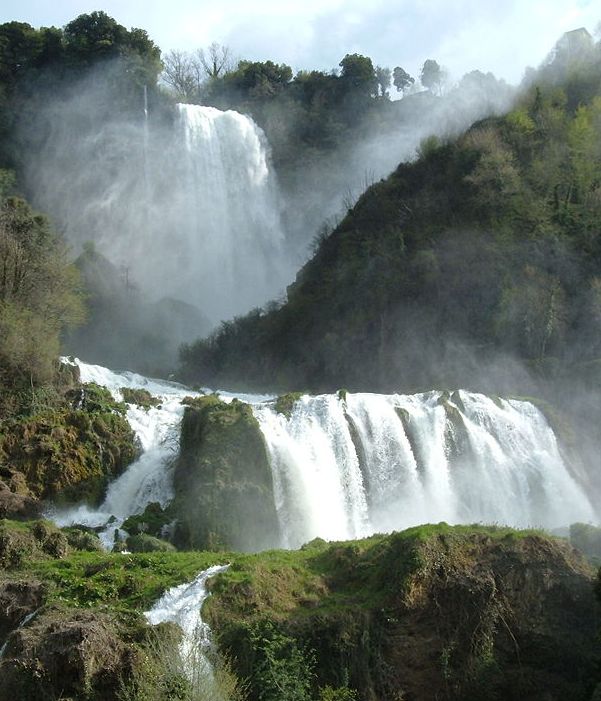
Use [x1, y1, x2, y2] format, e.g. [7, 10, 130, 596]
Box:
[181, 34, 601, 396]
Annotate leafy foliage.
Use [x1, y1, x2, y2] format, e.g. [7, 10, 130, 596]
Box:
[0, 196, 84, 388]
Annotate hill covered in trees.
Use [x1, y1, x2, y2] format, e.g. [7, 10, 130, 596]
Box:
[180, 31, 601, 402]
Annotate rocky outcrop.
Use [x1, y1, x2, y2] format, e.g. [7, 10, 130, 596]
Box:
[0, 579, 45, 644]
[0, 383, 140, 505]
[173, 396, 280, 551]
[0, 481, 42, 520]
[0, 606, 133, 700]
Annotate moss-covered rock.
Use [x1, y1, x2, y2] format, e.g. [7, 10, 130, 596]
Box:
[274, 392, 304, 418]
[122, 502, 173, 538]
[0, 519, 70, 568]
[62, 526, 104, 553]
[121, 386, 161, 409]
[206, 525, 598, 701]
[0, 382, 140, 504]
[126, 534, 176, 553]
[0, 579, 46, 643]
[0, 481, 42, 520]
[173, 396, 280, 552]
[0, 606, 134, 700]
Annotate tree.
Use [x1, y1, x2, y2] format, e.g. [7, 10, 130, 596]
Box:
[226, 60, 293, 99]
[339, 53, 377, 97]
[375, 66, 391, 99]
[161, 49, 202, 101]
[63, 12, 162, 86]
[393, 66, 414, 94]
[0, 22, 44, 85]
[198, 42, 234, 79]
[420, 59, 445, 95]
[63, 11, 128, 63]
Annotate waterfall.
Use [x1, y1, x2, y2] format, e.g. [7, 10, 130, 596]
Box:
[50, 359, 271, 547]
[167, 104, 288, 319]
[50, 361, 595, 551]
[254, 390, 595, 548]
[145, 565, 229, 685]
[27, 99, 290, 323]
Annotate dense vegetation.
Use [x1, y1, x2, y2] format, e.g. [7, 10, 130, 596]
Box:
[180, 31, 601, 402]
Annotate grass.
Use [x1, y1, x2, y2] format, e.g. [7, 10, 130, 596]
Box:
[24, 550, 235, 613]
[206, 523, 555, 625]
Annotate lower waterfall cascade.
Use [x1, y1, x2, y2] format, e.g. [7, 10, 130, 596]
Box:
[145, 564, 229, 682]
[52, 360, 596, 550]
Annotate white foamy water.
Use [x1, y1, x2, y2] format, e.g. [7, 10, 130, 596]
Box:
[30, 102, 290, 323]
[50, 360, 595, 551]
[254, 390, 596, 548]
[145, 565, 229, 684]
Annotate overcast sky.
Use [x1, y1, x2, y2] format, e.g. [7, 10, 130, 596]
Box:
[1, 0, 599, 84]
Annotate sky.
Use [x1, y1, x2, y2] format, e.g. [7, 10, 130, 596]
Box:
[0, 0, 599, 84]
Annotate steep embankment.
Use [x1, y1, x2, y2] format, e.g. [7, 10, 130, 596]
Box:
[0, 367, 140, 509]
[0, 522, 598, 701]
[180, 45, 601, 396]
[206, 524, 598, 701]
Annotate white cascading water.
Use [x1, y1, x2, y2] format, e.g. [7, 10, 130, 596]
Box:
[29, 102, 289, 323]
[161, 105, 288, 319]
[254, 391, 596, 548]
[145, 565, 228, 684]
[50, 360, 595, 550]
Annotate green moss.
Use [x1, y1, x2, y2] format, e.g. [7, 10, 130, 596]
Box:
[121, 387, 161, 409]
[274, 392, 304, 418]
[62, 526, 103, 552]
[0, 383, 140, 504]
[0, 519, 70, 568]
[173, 397, 280, 552]
[122, 502, 173, 538]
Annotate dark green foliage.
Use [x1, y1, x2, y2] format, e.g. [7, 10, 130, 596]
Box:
[173, 396, 280, 552]
[122, 502, 173, 538]
[249, 621, 315, 701]
[62, 526, 103, 552]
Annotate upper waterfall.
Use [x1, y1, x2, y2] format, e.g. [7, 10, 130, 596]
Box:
[26, 100, 291, 324]
[171, 104, 288, 319]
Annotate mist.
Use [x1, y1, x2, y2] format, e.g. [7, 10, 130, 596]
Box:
[14, 62, 292, 373]
[281, 71, 516, 263]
